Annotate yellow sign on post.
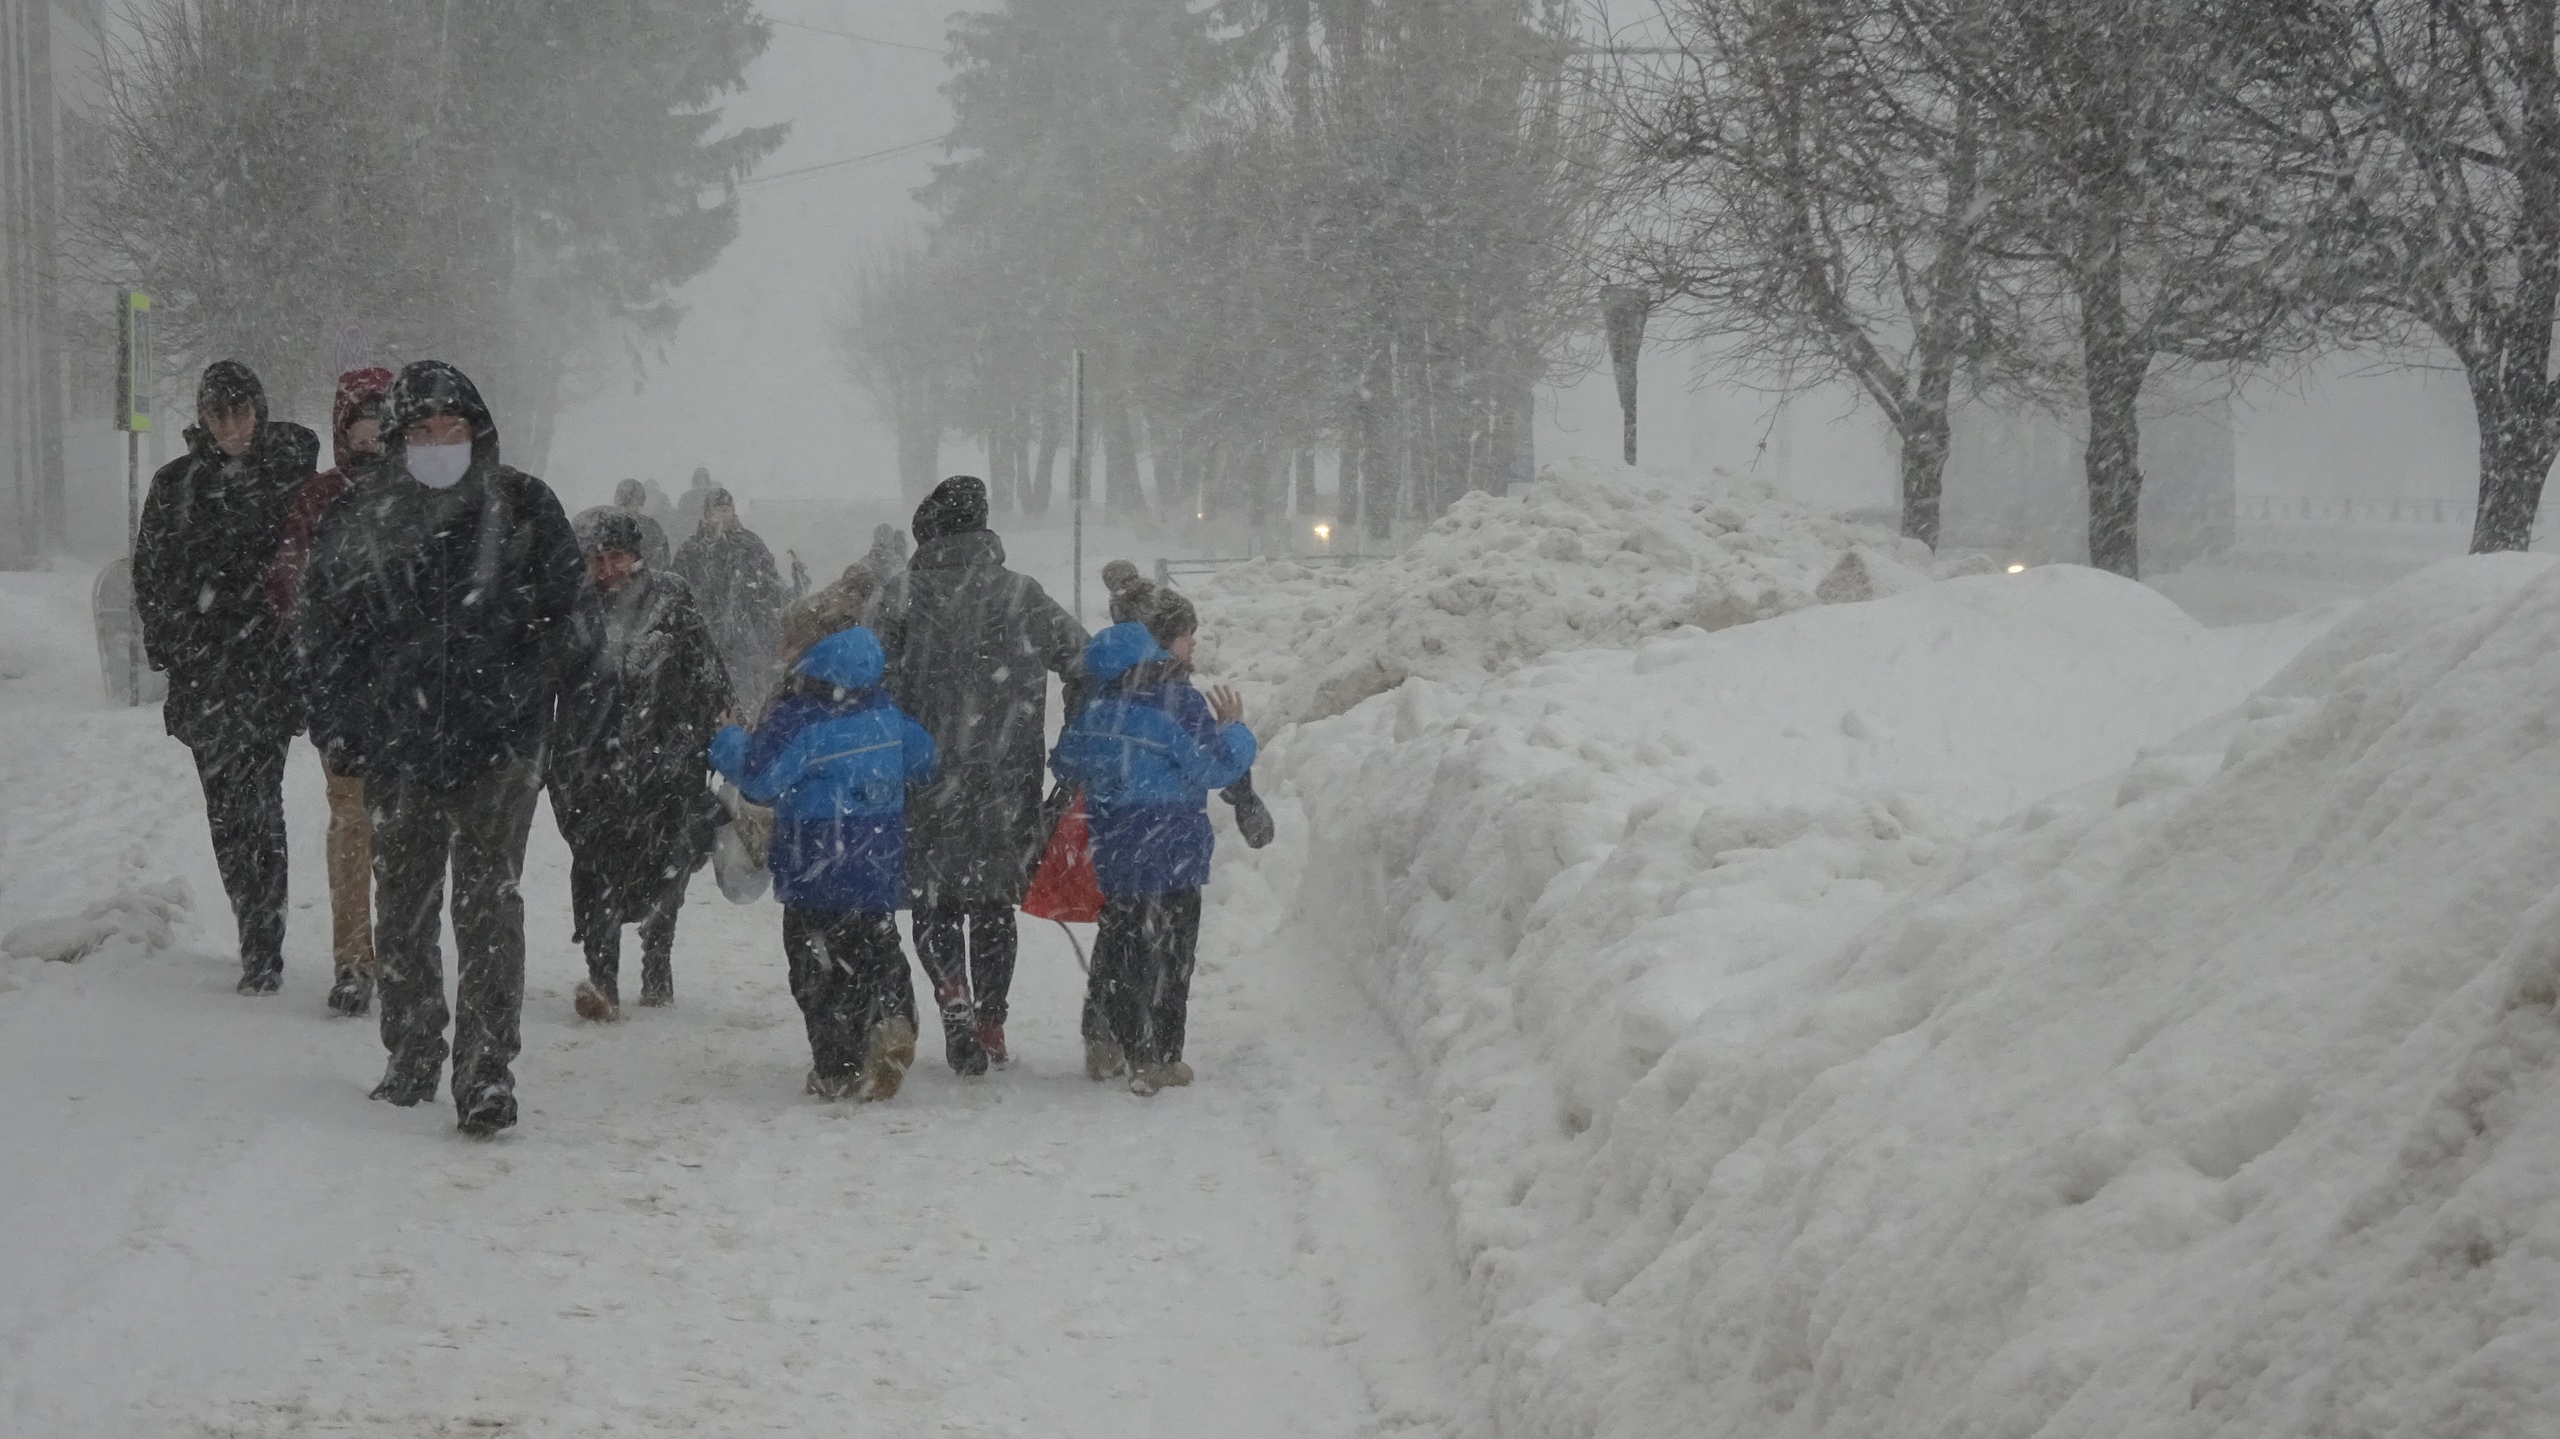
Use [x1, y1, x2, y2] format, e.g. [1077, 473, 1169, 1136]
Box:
[115, 289, 152, 433]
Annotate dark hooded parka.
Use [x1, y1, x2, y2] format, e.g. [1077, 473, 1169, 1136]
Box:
[672, 485, 787, 704]
[300, 362, 583, 791]
[550, 512, 733, 966]
[299, 360, 582, 1132]
[864, 475, 1088, 906]
[135, 360, 319, 753]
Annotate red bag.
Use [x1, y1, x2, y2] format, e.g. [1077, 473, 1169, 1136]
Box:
[1022, 791, 1104, 924]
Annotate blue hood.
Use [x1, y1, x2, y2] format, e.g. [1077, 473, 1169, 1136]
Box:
[796, 626, 885, 690]
[1083, 621, 1169, 683]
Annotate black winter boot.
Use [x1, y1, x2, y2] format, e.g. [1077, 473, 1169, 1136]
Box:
[370, 1055, 440, 1107]
[326, 968, 372, 1016]
[934, 979, 987, 1076]
[457, 1086, 517, 1137]
[236, 958, 283, 996]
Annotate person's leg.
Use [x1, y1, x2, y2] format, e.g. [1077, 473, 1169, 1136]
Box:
[637, 867, 685, 1005]
[1145, 888, 1204, 1070]
[324, 766, 375, 1009]
[449, 761, 540, 1133]
[966, 904, 1018, 1063]
[1095, 894, 1149, 1066]
[852, 911, 917, 1099]
[368, 779, 453, 1103]
[911, 899, 984, 1074]
[802, 909, 868, 1093]
[782, 908, 834, 1088]
[191, 733, 290, 990]
[568, 847, 621, 1012]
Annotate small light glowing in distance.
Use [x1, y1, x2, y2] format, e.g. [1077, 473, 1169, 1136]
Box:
[1313, 522, 1333, 542]
[2006, 563, 2027, 574]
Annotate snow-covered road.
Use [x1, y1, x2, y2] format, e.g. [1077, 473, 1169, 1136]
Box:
[0, 573, 1477, 1438]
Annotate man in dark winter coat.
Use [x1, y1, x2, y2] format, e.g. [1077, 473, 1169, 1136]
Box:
[269, 366, 396, 1016]
[673, 485, 786, 703]
[300, 360, 583, 1137]
[134, 360, 320, 996]
[865, 474, 1087, 1073]
[550, 512, 731, 1020]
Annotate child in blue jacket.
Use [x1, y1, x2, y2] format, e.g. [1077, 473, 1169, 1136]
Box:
[1049, 597, 1255, 1095]
[710, 627, 937, 1101]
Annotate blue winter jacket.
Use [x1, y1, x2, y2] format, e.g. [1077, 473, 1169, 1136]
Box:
[1048, 623, 1257, 897]
[709, 627, 937, 913]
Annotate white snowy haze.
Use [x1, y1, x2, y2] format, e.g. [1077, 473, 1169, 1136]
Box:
[544, 0, 952, 513]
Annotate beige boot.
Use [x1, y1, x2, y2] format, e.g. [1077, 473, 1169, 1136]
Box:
[859, 1016, 918, 1102]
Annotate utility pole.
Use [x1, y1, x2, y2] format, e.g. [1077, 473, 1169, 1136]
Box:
[1069, 348, 1087, 624]
[116, 289, 152, 706]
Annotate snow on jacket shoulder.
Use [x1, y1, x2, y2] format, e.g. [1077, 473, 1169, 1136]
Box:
[1049, 623, 1255, 896]
[708, 627, 936, 912]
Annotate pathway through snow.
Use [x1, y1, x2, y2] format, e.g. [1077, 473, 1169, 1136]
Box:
[0, 598, 1476, 1437]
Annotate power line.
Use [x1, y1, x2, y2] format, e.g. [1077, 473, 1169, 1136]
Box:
[737, 133, 949, 189]
[764, 15, 944, 55]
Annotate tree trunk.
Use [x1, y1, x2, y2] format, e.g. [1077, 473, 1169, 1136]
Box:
[2077, 191, 2146, 578]
[1029, 408, 1057, 517]
[899, 412, 941, 510]
[2469, 377, 2560, 552]
[1897, 400, 1950, 552]
[1105, 396, 1143, 519]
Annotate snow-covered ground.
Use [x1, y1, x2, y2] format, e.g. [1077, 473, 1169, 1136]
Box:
[16, 456, 2560, 1436]
[0, 566, 1478, 1437]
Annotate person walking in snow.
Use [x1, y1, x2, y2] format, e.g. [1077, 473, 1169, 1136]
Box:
[865, 475, 1087, 1073]
[1099, 561, 1274, 849]
[609, 479, 674, 571]
[269, 366, 394, 1015]
[134, 360, 320, 997]
[711, 627, 937, 1101]
[551, 512, 732, 1020]
[300, 361, 583, 1137]
[1049, 597, 1255, 1095]
[672, 466, 717, 545]
[673, 485, 786, 704]
[864, 523, 909, 582]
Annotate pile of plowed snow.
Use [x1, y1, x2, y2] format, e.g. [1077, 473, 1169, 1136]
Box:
[1192, 459, 1939, 727]
[1235, 552, 2560, 1437]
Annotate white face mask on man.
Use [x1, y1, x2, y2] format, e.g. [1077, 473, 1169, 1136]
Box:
[405, 442, 472, 490]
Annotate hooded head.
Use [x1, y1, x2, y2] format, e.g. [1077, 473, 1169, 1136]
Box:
[912, 475, 989, 545]
[329, 366, 394, 470]
[387, 360, 499, 470]
[614, 478, 648, 510]
[581, 510, 646, 560]
[1082, 621, 1172, 685]
[793, 625, 886, 693]
[196, 359, 268, 426]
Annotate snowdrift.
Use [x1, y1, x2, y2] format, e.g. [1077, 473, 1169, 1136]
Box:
[1248, 556, 2560, 1437]
[1194, 459, 1937, 727]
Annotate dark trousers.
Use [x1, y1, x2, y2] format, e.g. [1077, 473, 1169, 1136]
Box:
[372, 761, 541, 1114]
[912, 900, 1018, 1025]
[187, 733, 290, 976]
[1085, 888, 1202, 1066]
[569, 854, 686, 997]
[783, 908, 918, 1079]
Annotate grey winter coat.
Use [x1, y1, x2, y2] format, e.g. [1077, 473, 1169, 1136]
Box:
[865, 528, 1087, 906]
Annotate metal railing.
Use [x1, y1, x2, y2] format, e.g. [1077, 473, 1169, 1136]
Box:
[2238, 496, 2474, 525]
[1154, 553, 1374, 588]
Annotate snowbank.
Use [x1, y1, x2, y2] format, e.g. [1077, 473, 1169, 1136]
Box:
[1192, 459, 1936, 726]
[1237, 553, 2560, 1437]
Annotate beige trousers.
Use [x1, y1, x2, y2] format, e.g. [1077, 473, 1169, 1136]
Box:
[325, 768, 375, 977]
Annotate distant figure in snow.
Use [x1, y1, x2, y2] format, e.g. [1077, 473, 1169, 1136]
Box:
[769, 561, 885, 717]
[673, 486, 787, 705]
[1099, 561, 1275, 850]
[1050, 601, 1256, 1095]
[134, 360, 319, 998]
[611, 479, 674, 571]
[271, 365, 396, 1016]
[865, 475, 1087, 1073]
[672, 466, 717, 544]
[865, 523, 910, 581]
[550, 512, 731, 1020]
[712, 627, 938, 1101]
[300, 360, 583, 1137]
